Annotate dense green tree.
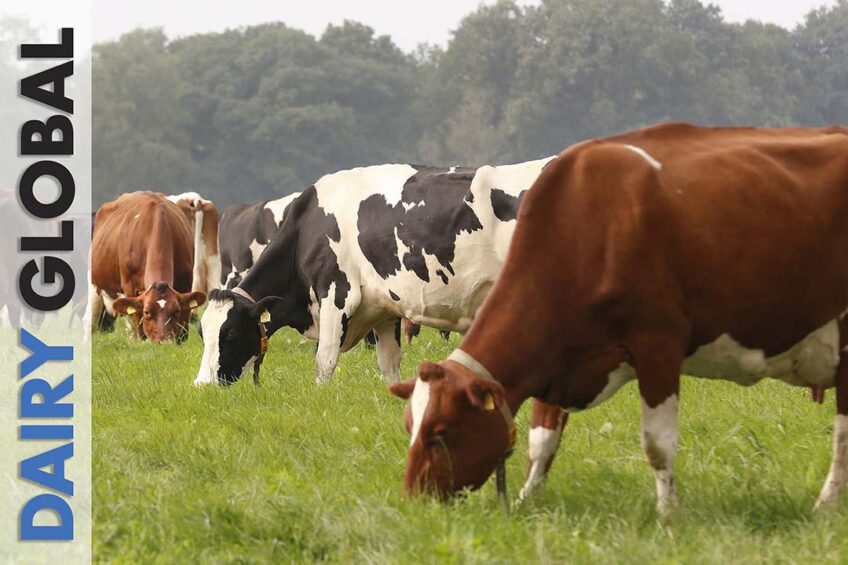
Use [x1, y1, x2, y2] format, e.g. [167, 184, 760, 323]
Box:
[93, 29, 194, 204]
[90, 0, 848, 207]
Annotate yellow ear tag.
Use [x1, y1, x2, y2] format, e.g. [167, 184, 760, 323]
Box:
[125, 305, 137, 315]
[259, 309, 271, 324]
[189, 299, 198, 309]
[483, 393, 496, 411]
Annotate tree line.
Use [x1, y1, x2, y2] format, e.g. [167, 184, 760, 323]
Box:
[92, 0, 848, 206]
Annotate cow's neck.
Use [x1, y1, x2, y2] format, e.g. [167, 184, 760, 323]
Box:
[238, 238, 310, 336]
[143, 211, 175, 286]
[458, 295, 554, 416]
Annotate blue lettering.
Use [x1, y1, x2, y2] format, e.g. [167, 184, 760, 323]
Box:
[20, 442, 73, 496]
[20, 494, 73, 541]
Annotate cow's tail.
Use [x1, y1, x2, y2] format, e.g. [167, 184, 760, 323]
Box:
[192, 209, 204, 293]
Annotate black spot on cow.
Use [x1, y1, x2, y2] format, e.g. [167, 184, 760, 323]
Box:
[490, 188, 527, 222]
[340, 313, 350, 347]
[389, 290, 400, 301]
[436, 269, 449, 285]
[357, 166, 482, 284]
[402, 251, 430, 282]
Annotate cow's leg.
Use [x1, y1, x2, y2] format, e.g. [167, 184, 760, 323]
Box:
[374, 318, 402, 383]
[206, 254, 221, 295]
[83, 282, 102, 339]
[518, 399, 568, 501]
[315, 287, 360, 385]
[814, 352, 848, 510]
[633, 341, 683, 517]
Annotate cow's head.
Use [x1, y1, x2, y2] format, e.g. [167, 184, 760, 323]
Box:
[194, 289, 287, 386]
[390, 360, 513, 498]
[112, 281, 206, 343]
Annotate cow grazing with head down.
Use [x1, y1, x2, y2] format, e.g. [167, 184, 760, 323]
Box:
[391, 123, 848, 514]
[193, 158, 554, 387]
[166, 191, 221, 296]
[218, 192, 301, 289]
[88, 191, 207, 343]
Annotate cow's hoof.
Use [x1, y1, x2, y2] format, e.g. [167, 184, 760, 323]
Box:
[656, 497, 679, 519]
[813, 495, 840, 512]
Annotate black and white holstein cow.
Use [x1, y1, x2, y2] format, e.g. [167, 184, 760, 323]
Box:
[193, 158, 554, 388]
[217, 192, 301, 289]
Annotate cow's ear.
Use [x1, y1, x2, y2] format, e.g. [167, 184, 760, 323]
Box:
[418, 361, 445, 383]
[113, 296, 143, 316]
[179, 291, 206, 310]
[251, 296, 288, 325]
[465, 376, 505, 412]
[389, 377, 417, 400]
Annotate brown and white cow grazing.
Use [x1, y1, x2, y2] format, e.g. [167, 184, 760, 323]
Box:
[167, 192, 221, 296]
[391, 123, 848, 514]
[88, 191, 206, 343]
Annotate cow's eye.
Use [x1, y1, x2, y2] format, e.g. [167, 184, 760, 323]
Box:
[426, 428, 448, 447]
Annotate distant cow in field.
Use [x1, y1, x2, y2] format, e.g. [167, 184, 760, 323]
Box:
[218, 193, 301, 289]
[87, 191, 206, 343]
[390, 123, 848, 514]
[166, 192, 221, 296]
[193, 158, 554, 387]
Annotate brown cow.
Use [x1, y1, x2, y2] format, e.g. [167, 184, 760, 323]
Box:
[391, 123, 848, 514]
[88, 191, 206, 343]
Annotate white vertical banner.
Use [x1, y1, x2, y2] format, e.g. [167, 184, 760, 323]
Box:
[0, 2, 91, 564]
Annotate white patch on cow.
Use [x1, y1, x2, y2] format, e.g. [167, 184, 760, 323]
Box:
[519, 425, 563, 501]
[816, 414, 848, 510]
[565, 362, 636, 412]
[133, 213, 140, 219]
[409, 378, 431, 446]
[683, 320, 841, 388]
[641, 394, 679, 515]
[167, 191, 207, 205]
[248, 239, 267, 264]
[156, 299, 166, 309]
[194, 299, 233, 386]
[315, 164, 418, 209]
[621, 144, 662, 170]
[265, 192, 302, 226]
[101, 292, 122, 316]
[402, 201, 416, 211]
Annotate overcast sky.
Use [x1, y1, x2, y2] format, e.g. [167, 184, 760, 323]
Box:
[92, 0, 837, 51]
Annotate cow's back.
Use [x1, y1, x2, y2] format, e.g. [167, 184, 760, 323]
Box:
[92, 192, 194, 293]
[516, 124, 848, 355]
[302, 160, 552, 333]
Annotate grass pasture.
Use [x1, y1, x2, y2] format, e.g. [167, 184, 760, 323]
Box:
[93, 324, 848, 563]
